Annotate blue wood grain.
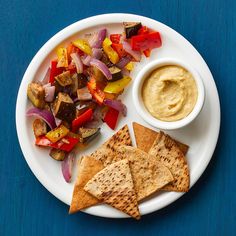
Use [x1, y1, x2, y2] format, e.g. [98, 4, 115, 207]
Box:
[0, 0, 235, 235]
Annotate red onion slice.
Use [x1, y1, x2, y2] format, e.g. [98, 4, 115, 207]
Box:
[44, 86, 55, 102]
[122, 40, 141, 62]
[26, 107, 56, 129]
[90, 58, 112, 80]
[41, 67, 51, 84]
[71, 53, 83, 73]
[116, 55, 132, 69]
[89, 28, 107, 48]
[61, 151, 75, 183]
[92, 48, 103, 59]
[81, 55, 92, 66]
[104, 99, 127, 116]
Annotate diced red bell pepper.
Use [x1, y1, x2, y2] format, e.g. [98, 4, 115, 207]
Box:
[131, 32, 162, 51]
[138, 26, 149, 35]
[35, 135, 79, 152]
[87, 78, 105, 105]
[143, 48, 151, 57]
[111, 43, 127, 58]
[49, 60, 63, 84]
[110, 34, 121, 44]
[104, 107, 119, 130]
[67, 63, 77, 74]
[71, 108, 93, 132]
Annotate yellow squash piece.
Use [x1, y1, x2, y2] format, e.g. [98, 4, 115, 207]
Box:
[102, 38, 119, 64]
[103, 76, 131, 94]
[72, 39, 92, 55]
[125, 62, 134, 71]
[46, 125, 69, 143]
[57, 47, 68, 67]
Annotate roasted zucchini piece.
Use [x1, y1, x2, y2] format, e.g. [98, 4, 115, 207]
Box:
[33, 119, 47, 137]
[55, 71, 72, 87]
[123, 22, 142, 38]
[109, 66, 123, 81]
[49, 148, 66, 161]
[79, 127, 100, 143]
[27, 82, 45, 108]
[53, 92, 76, 122]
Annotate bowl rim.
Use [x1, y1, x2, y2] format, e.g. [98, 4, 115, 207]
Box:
[132, 57, 205, 130]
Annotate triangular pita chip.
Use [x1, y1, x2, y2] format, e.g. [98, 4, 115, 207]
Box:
[91, 124, 132, 166]
[69, 156, 104, 213]
[149, 131, 190, 192]
[84, 159, 140, 219]
[133, 122, 189, 155]
[69, 125, 132, 213]
[115, 145, 174, 201]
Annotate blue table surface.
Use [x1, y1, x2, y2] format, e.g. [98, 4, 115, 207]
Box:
[1, 0, 235, 235]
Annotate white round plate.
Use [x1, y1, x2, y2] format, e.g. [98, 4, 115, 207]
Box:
[16, 14, 220, 218]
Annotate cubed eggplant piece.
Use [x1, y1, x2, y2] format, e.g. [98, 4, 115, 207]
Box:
[79, 127, 100, 143]
[70, 73, 79, 95]
[76, 101, 97, 116]
[77, 87, 92, 101]
[109, 66, 123, 81]
[53, 92, 76, 122]
[49, 148, 66, 161]
[27, 82, 45, 108]
[33, 119, 47, 137]
[123, 22, 142, 38]
[77, 74, 88, 89]
[100, 52, 113, 67]
[55, 71, 72, 87]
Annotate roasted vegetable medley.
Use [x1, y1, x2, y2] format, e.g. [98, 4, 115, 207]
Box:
[26, 22, 162, 182]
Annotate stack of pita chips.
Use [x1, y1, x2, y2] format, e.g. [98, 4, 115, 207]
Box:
[70, 123, 190, 219]
[69, 125, 132, 214]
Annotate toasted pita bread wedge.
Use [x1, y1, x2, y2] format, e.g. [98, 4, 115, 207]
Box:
[69, 156, 104, 213]
[149, 131, 190, 192]
[133, 122, 189, 155]
[91, 124, 132, 166]
[115, 146, 174, 201]
[69, 125, 132, 213]
[84, 159, 140, 219]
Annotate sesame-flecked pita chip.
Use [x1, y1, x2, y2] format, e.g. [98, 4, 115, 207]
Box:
[84, 159, 140, 219]
[115, 146, 174, 201]
[133, 122, 189, 155]
[69, 156, 104, 213]
[91, 124, 132, 166]
[69, 125, 132, 213]
[149, 131, 190, 192]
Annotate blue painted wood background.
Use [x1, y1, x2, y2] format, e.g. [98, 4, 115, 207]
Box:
[0, 0, 235, 235]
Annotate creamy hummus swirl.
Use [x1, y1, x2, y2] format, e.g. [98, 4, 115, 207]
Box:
[142, 65, 198, 121]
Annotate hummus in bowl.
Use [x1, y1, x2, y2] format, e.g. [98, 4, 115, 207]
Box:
[133, 58, 205, 130]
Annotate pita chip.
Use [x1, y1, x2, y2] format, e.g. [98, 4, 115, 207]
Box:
[69, 156, 104, 213]
[91, 124, 132, 166]
[69, 125, 132, 213]
[84, 159, 140, 219]
[133, 122, 189, 155]
[149, 131, 190, 192]
[115, 145, 174, 201]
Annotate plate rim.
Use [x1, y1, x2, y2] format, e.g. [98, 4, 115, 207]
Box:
[15, 13, 221, 218]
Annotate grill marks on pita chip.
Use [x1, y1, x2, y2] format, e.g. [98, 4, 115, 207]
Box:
[84, 159, 140, 219]
[149, 131, 190, 192]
